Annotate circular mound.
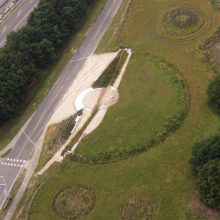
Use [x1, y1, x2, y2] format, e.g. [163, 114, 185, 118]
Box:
[161, 6, 205, 38]
[52, 184, 96, 219]
[83, 86, 119, 111]
[72, 53, 189, 164]
[122, 198, 154, 220]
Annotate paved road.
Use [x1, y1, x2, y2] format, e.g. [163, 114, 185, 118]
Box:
[0, 0, 122, 210]
[0, 0, 39, 47]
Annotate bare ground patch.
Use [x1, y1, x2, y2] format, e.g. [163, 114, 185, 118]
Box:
[189, 196, 220, 220]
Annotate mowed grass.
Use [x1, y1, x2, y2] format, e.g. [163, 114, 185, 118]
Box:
[17, 0, 220, 219]
[76, 53, 185, 161]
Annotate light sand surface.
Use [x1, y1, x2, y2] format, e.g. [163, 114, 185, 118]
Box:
[48, 52, 118, 125]
[83, 86, 119, 111]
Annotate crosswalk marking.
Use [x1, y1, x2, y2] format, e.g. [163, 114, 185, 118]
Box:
[6, 158, 26, 163]
[1, 158, 27, 168]
[1, 162, 24, 168]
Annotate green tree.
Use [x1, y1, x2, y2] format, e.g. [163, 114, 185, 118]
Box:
[207, 74, 220, 113]
[0, 0, 93, 123]
[189, 135, 220, 174]
[197, 159, 220, 208]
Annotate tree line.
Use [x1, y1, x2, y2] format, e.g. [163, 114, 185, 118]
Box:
[0, 0, 94, 123]
[191, 29, 220, 209]
[189, 74, 220, 208]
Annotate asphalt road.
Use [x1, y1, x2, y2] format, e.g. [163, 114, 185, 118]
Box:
[0, 0, 39, 47]
[0, 0, 123, 210]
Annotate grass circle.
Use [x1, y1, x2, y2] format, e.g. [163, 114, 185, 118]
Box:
[161, 6, 205, 38]
[71, 53, 189, 164]
[52, 184, 96, 219]
[122, 198, 154, 220]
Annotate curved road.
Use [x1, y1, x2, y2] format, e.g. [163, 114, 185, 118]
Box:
[0, 0, 122, 209]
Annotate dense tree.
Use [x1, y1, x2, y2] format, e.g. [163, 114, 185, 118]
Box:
[189, 135, 220, 208]
[197, 159, 220, 208]
[0, 0, 94, 123]
[207, 74, 220, 113]
[189, 135, 220, 174]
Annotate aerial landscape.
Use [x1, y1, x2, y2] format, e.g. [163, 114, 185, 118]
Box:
[0, 0, 219, 219]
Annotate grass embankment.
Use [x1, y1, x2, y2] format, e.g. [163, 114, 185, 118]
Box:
[1, 149, 11, 158]
[15, 0, 220, 219]
[93, 50, 128, 88]
[62, 50, 128, 155]
[73, 53, 186, 163]
[37, 115, 77, 170]
[0, 0, 108, 151]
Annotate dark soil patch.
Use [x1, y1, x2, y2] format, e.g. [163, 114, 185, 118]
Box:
[52, 184, 96, 219]
[199, 29, 220, 73]
[122, 198, 154, 220]
[189, 196, 220, 220]
[169, 7, 198, 29]
[162, 6, 205, 38]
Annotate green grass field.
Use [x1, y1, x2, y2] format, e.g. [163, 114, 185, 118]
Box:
[14, 0, 220, 219]
[75, 53, 186, 163]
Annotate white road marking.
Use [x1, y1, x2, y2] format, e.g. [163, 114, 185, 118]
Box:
[1, 26, 7, 33]
[13, 0, 39, 31]
[23, 131, 36, 145]
[70, 56, 90, 63]
[5, 158, 26, 163]
[1, 161, 25, 168]
[16, 9, 22, 18]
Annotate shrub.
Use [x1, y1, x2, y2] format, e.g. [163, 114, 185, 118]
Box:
[189, 135, 220, 174]
[197, 159, 220, 208]
[207, 74, 220, 113]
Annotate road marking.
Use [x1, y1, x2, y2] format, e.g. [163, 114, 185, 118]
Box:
[13, 0, 39, 32]
[16, 9, 22, 18]
[7, 158, 26, 163]
[23, 131, 36, 145]
[1, 161, 25, 168]
[1, 26, 7, 33]
[0, 0, 26, 28]
[70, 56, 90, 63]
[15, 137, 29, 160]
